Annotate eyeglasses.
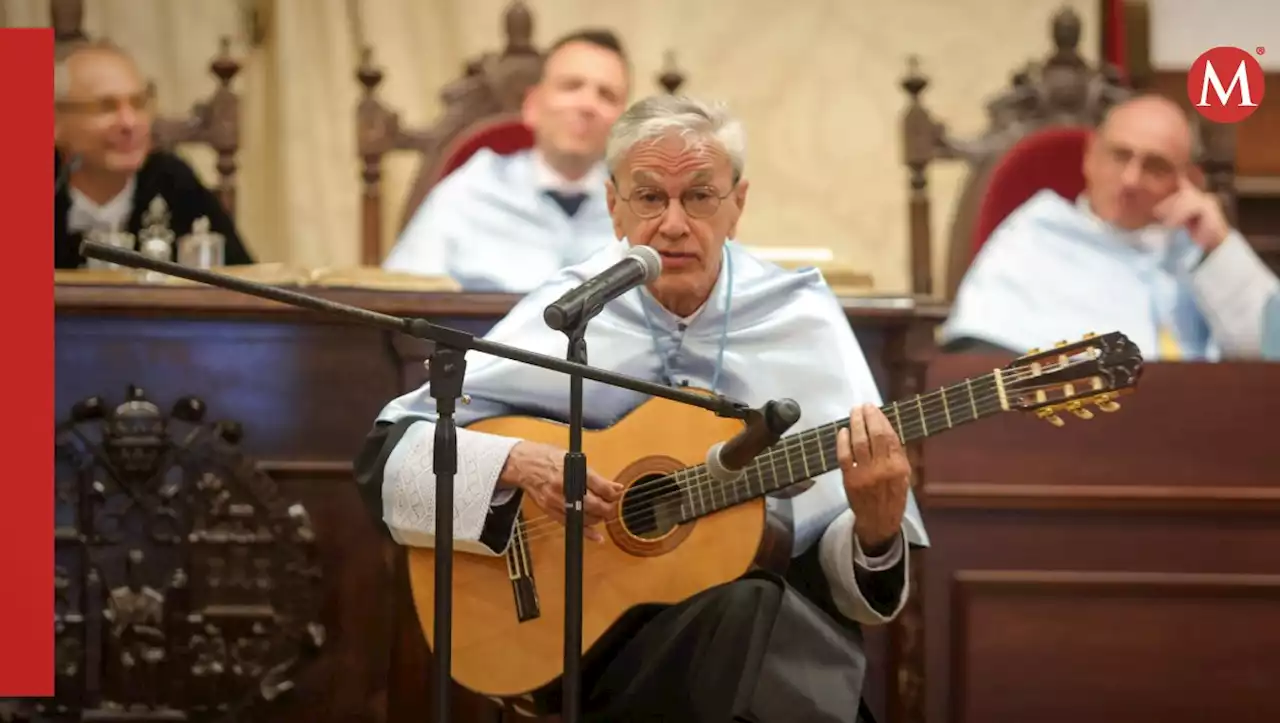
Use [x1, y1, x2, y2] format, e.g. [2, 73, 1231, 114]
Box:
[56, 84, 156, 117]
[1100, 141, 1176, 181]
[617, 185, 736, 219]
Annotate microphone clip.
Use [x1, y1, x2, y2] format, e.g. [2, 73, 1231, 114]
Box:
[705, 398, 802, 483]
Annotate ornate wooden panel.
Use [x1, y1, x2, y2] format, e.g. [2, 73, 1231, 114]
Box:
[3, 386, 325, 722]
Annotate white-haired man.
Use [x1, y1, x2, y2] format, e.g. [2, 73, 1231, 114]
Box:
[356, 95, 927, 722]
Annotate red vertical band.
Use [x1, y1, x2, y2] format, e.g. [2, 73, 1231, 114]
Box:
[0, 27, 55, 696]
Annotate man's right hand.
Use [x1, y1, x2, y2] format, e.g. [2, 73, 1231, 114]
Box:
[498, 441, 623, 542]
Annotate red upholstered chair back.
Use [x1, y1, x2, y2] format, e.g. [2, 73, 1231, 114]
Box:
[432, 117, 536, 186]
[356, 0, 690, 265]
[969, 126, 1090, 260]
[898, 8, 1233, 300]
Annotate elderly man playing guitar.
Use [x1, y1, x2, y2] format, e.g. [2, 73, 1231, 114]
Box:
[355, 94, 929, 723]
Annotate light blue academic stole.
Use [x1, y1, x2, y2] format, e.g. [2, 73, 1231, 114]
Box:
[1102, 217, 1212, 361]
[637, 250, 735, 393]
[943, 191, 1216, 361]
[1263, 293, 1280, 361]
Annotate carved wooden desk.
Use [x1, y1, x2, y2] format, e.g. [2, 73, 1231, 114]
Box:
[48, 283, 946, 723]
[921, 357, 1280, 723]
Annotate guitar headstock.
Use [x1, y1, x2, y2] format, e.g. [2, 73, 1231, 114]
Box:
[999, 331, 1144, 427]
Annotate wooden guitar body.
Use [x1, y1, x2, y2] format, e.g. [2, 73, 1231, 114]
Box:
[406, 394, 796, 701]
[403, 330, 1147, 703]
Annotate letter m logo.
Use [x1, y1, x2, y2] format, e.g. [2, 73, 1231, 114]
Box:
[1187, 46, 1266, 124]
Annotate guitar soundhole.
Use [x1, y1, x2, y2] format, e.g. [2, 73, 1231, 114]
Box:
[619, 473, 682, 540]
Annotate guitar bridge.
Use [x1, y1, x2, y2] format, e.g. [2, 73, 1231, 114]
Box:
[504, 514, 540, 623]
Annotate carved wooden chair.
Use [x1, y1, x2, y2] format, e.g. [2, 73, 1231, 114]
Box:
[355, 0, 688, 266]
[149, 37, 243, 218]
[51, 0, 243, 217]
[900, 6, 1238, 300]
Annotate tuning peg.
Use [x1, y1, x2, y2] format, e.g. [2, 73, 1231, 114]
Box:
[1054, 340, 1069, 348]
[1096, 400, 1121, 413]
[1027, 347, 1041, 354]
[461, 394, 472, 405]
[1036, 409, 1065, 427]
[1082, 331, 1097, 339]
[1064, 400, 1093, 419]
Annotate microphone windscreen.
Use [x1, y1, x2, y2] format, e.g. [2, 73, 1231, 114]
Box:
[627, 244, 663, 282]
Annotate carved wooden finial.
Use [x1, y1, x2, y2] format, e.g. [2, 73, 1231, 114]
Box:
[210, 36, 240, 87]
[901, 55, 928, 100]
[357, 45, 384, 95]
[1051, 6, 1081, 54]
[658, 51, 685, 94]
[50, 0, 87, 44]
[504, 0, 535, 56]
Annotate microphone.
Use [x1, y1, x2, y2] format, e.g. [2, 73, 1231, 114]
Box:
[705, 398, 803, 483]
[543, 244, 662, 333]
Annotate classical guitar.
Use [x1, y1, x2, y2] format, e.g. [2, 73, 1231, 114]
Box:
[406, 332, 1144, 702]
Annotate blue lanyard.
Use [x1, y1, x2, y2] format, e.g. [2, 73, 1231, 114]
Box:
[638, 247, 734, 394]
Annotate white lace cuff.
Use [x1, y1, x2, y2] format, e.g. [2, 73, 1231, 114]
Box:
[382, 420, 520, 549]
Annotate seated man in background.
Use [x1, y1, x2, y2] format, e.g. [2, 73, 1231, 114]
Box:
[54, 40, 254, 269]
[939, 94, 1277, 360]
[381, 29, 630, 292]
[357, 95, 928, 722]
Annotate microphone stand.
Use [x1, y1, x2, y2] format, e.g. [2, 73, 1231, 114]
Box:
[77, 241, 765, 722]
[559, 321, 587, 723]
[426, 343, 463, 723]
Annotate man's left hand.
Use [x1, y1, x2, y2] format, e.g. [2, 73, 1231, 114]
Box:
[1153, 174, 1231, 252]
[836, 403, 911, 553]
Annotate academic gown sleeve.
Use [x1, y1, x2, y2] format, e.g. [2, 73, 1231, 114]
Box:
[382, 182, 452, 277]
[819, 514, 910, 624]
[352, 272, 596, 554]
[352, 412, 524, 556]
[790, 285, 919, 626]
[1189, 231, 1280, 358]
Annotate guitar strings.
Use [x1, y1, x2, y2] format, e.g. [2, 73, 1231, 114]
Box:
[503, 365, 1078, 546]
[505, 366, 1052, 545]
[505, 392, 1010, 548]
[510, 363, 1045, 535]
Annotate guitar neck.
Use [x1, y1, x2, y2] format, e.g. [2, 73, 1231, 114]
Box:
[677, 370, 1010, 521]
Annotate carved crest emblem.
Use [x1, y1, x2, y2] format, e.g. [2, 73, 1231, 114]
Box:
[3, 386, 325, 721]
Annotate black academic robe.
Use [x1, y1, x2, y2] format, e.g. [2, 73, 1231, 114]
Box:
[354, 419, 903, 723]
[54, 149, 254, 269]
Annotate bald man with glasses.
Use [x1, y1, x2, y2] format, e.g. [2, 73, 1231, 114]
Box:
[940, 94, 1277, 362]
[54, 40, 254, 270]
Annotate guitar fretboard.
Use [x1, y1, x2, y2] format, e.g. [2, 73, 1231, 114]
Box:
[672, 370, 1009, 522]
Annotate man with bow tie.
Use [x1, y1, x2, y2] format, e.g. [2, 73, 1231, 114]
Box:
[382, 30, 630, 292]
[940, 94, 1278, 361]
